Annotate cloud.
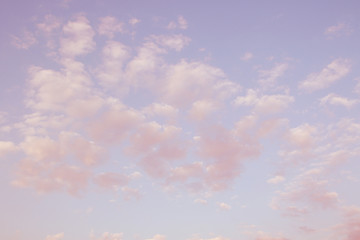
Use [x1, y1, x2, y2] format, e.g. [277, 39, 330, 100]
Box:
[90, 232, 123, 240]
[188, 99, 218, 121]
[320, 93, 358, 108]
[234, 89, 294, 114]
[299, 58, 351, 92]
[267, 175, 285, 184]
[93, 172, 129, 190]
[162, 60, 237, 108]
[129, 17, 141, 25]
[146, 234, 166, 240]
[98, 16, 124, 38]
[60, 15, 96, 57]
[95, 40, 131, 92]
[258, 63, 288, 87]
[126, 122, 186, 178]
[271, 168, 339, 216]
[255, 231, 289, 240]
[198, 124, 261, 191]
[217, 202, 232, 210]
[87, 102, 143, 144]
[37, 14, 61, 34]
[241, 52, 253, 61]
[150, 34, 191, 51]
[325, 23, 352, 37]
[187, 235, 229, 240]
[194, 198, 207, 205]
[142, 103, 179, 120]
[11, 31, 37, 49]
[0, 141, 18, 157]
[45, 232, 64, 240]
[26, 59, 103, 118]
[167, 16, 188, 30]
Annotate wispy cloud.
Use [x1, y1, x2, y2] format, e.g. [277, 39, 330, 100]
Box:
[299, 58, 351, 92]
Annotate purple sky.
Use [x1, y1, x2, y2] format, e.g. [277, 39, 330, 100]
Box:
[1, 1, 360, 240]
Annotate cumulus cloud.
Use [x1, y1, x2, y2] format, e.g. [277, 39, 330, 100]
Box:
[60, 15, 96, 57]
[299, 58, 351, 92]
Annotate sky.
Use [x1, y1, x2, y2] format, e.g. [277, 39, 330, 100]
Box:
[1, 0, 360, 239]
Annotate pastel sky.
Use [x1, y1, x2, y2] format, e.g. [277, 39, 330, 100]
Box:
[1, 0, 360, 239]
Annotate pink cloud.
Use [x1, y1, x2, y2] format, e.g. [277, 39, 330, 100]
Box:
[45, 232, 64, 240]
[198, 124, 261, 191]
[0, 141, 18, 157]
[255, 231, 289, 240]
[13, 158, 91, 196]
[93, 172, 129, 190]
[146, 234, 166, 240]
[88, 104, 143, 144]
[126, 122, 186, 178]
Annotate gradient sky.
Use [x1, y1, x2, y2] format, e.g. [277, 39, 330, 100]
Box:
[1, 0, 360, 240]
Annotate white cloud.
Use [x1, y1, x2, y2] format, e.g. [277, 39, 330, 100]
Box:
[60, 15, 96, 57]
[299, 58, 351, 92]
[320, 93, 358, 108]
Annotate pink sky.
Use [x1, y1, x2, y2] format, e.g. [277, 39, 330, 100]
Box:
[1, 0, 360, 239]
